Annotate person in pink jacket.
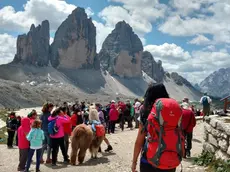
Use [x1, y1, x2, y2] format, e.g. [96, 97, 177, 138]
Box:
[48, 108, 70, 166]
[17, 117, 31, 171]
[109, 104, 119, 133]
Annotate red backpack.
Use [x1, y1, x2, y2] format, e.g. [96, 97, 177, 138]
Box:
[145, 98, 185, 169]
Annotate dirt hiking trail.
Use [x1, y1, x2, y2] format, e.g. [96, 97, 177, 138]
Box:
[0, 121, 205, 172]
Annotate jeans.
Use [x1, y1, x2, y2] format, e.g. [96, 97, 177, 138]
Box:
[119, 113, 125, 131]
[18, 148, 29, 170]
[140, 162, 176, 172]
[40, 132, 51, 161]
[184, 132, 193, 153]
[134, 113, 140, 128]
[64, 134, 69, 158]
[26, 148, 42, 171]
[51, 137, 68, 165]
[109, 121, 116, 133]
[7, 130, 15, 147]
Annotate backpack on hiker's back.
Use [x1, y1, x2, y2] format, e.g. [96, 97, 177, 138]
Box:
[48, 118, 59, 135]
[202, 96, 209, 106]
[144, 98, 185, 169]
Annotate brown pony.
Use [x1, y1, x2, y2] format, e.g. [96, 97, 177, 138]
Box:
[70, 124, 93, 165]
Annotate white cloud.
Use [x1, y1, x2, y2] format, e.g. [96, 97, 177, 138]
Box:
[179, 50, 230, 83]
[99, 6, 152, 35]
[188, 34, 211, 45]
[144, 42, 230, 83]
[202, 45, 216, 51]
[144, 43, 191, 61]
[0, 0, 95, 32]
[97, 1, 167, 47]
[93, 21, 113, 52]
[0, 33, 16, 64]
[85, 7, 94, 17]
[144, 43, 192, 73]
[159, 1, 230, 45]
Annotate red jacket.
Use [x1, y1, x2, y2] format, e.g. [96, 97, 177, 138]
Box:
[71, 113, 77, 127]
[109, 104, 119, 121]
[118, 102, 126, 113]
[182, 109, 196, 133]
[18, 117, 31, 149]
[62, 114, 72, 135]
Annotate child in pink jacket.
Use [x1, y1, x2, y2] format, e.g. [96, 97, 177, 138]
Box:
[48, 108, 70, 166]
[17, 117, 31, 171]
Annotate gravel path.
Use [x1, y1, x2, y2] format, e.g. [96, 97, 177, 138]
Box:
[0, 121, 205, 172]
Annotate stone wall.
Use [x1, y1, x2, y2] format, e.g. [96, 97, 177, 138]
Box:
[203, 115, 230, 160]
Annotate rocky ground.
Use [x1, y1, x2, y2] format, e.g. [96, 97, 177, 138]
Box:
[0, 121, 205, 172]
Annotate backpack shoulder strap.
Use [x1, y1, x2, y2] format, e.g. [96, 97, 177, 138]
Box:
[149, 99, 166, 166]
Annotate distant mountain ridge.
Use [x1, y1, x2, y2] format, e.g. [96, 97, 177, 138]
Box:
[0, 7, 201, 108]
[200, 68, 230, 98]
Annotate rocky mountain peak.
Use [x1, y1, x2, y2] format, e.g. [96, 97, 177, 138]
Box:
[141, 51, 165, 83]
[50, 7, 98, 70]
[99, 21, 143, 78]
[12, 20, 50, 66]
[170, 72, 194, 88]
[199, 67, 230, 97]
[72, 7, 88, 19]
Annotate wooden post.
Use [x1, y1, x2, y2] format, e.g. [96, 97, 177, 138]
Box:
[224, 98, 228, 112]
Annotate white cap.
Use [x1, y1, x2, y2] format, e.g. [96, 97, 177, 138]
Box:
[111, 100, 116, 103]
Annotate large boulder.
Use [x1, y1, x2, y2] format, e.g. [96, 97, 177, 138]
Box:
[50, 7, 98, 70]
[13, 20, 50, 66]
[142, 51, 165, 83]
[98, 21, 143, 78]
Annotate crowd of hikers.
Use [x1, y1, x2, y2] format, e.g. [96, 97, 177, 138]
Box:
[5, 83, 213, 172]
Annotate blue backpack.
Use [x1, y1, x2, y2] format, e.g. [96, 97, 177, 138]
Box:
[202, 96, 209, 106]
[48, 118, 59, 135]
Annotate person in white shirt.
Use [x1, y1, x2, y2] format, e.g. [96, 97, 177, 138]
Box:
[134, 99, 141, 128]
[200, 93, 212, 118]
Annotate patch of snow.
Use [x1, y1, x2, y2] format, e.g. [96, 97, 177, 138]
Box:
[47, 73, 52, 82]
[15, 107, 42, 117]
[0, 119, 6, 128]
[26, 80, 29, 83]
[29, 81, 36, 86]
[21, 82, 25, 86]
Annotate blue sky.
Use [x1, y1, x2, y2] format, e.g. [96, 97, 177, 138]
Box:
[0, 0, 229, 84]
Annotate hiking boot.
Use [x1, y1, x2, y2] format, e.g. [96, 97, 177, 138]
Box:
[51, 163, 57, 167]
[64, 159, 70, 164]
[186, 151, 191, 158]
[98, 147, 102, 153]
[18, 168, 25, 171]
[36, 169, 41, 172]
[46, 159, 52, 164]
[40, 159, 44, 164]
[105, 145, 113, 152]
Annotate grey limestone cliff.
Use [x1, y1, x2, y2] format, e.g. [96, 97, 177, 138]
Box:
[98, 21, 143, 78]
[200, 68, 230, 97]
[50, 7, 98, 70]
[13, 20, 50, 66]
[141, 51, 165, 83]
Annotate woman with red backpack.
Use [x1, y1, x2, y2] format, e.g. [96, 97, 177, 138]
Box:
[132, 83, 185, 172]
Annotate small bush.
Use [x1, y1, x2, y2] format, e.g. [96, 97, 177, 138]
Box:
[193, 151, 230, 172]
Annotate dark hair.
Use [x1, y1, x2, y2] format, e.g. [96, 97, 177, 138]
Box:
[42, 103, 54, 113]
[95, 103, 101, 107]
[9, 112, 16, 117]
[51, 108, 62, 117]
[143, 83, 169, 120]
[61, 106, 67, 113]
